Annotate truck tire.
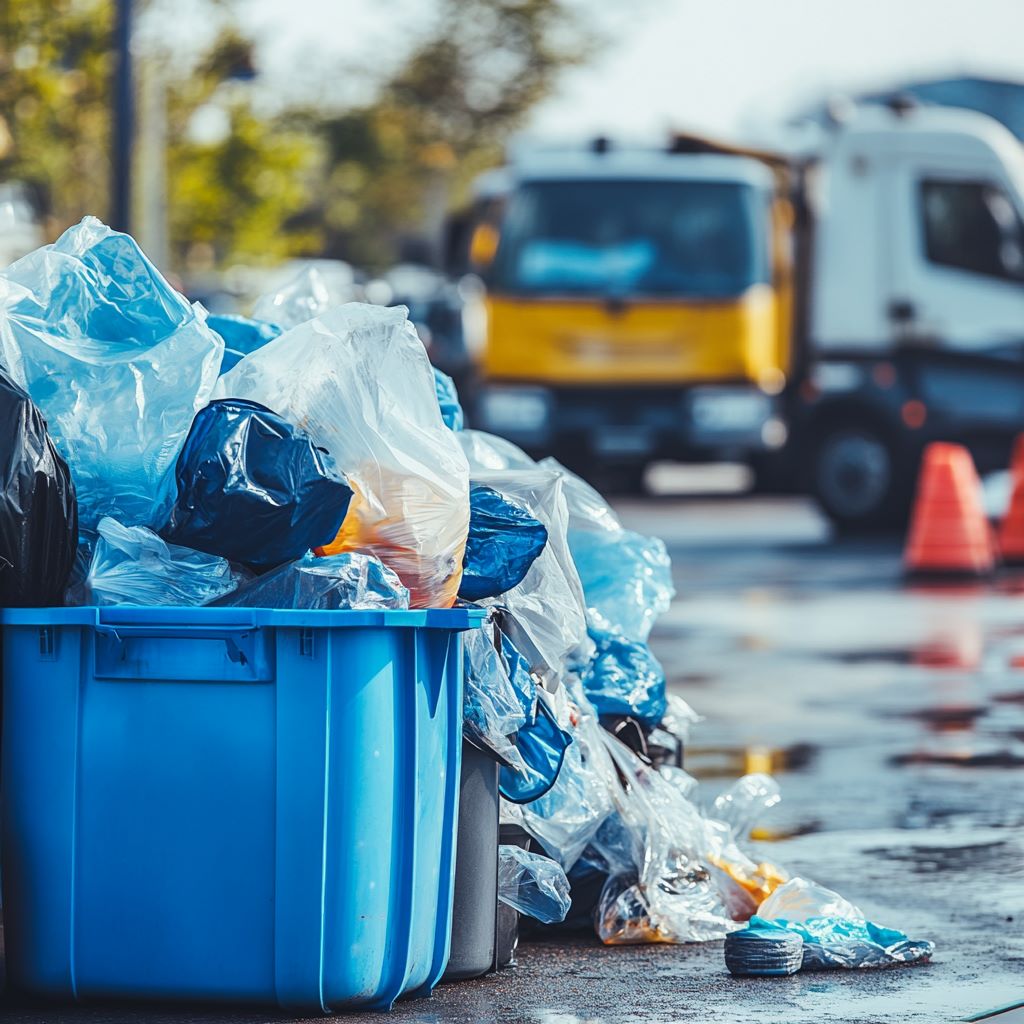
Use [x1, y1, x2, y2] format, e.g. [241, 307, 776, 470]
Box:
[809, 423, 906, 531]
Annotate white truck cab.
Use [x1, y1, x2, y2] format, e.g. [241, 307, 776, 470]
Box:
[794, 104, 1024, 527]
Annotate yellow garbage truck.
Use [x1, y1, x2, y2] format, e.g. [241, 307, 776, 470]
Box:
[459, 143, 795, 486]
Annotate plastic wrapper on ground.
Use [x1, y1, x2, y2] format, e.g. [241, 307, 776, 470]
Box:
[473, 468, 592, 685]
[163, 398, 354, 572]
[582, 627, 667, 728]
[216, 551, 409, 610]
[0, 369, 78, 606]
[498, 845, 571, 924]
[0, 217, 223, 529]
[458, 429, 536, 472]
[215, 303, 469, 608]
[755, 878, 935, 969]
[207, 314, 282, 374]
[434, 367, 464, 431]
[251, 264, 354, 329]
[459, 484, 548, 601]
[80, 517, 240, 607]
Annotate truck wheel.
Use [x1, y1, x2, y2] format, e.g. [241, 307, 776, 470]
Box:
[810, 424, 904, 530]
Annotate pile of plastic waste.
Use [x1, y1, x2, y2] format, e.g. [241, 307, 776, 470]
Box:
[0, 217, 932, 958]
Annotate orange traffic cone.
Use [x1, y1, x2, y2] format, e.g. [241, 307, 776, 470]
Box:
[904, 442, 995, 576]
[999, 434, 1024, 562]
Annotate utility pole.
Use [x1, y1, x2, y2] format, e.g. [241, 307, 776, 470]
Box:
[112, 0, 133, 232]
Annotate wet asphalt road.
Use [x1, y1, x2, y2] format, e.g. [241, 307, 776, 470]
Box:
[2, 495, 1022, 1024]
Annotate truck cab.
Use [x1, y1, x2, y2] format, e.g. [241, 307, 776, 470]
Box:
[798, 104, 1024, 526]
[466, 147, 793, 484]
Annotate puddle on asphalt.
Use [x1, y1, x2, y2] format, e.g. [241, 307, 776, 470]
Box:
[864, 839, 1011, 874]
[880, 706, 990, 731]
[891, 749, 1024, 769]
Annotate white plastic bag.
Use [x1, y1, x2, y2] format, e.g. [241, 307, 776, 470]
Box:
[215, 303, 470, 607]
[0, 217, 224, 529]
[458, 429, 536, 472]
[251, 263, 355, 329]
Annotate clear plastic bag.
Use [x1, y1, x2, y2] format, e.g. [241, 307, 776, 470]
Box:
[498, 845, 571, 924]
[473, 468, 592, 685]
[251, 264, 354, 329]
[459, 484, 548, 601]
[711, 773, 782, 841]
[755, 878, 935, 969]
[458, 429, 536, 472]
[0, 217, 224, 529]
[215, 303, 469, 607]
[80, 517, 240, 607]
[216, 551, 408, 610]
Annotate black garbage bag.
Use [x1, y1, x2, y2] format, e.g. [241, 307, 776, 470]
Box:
[0, 369, 78, 605]
[162, 398, 354, 572]
[458, 484, 548, 601]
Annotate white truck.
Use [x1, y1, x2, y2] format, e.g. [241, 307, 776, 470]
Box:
[765, 101, 1024, 526]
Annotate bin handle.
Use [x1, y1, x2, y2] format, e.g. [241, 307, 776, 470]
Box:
[93, 616, 259, 666]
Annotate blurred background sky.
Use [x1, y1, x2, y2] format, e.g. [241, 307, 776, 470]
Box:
[244, 0, 1024, 140]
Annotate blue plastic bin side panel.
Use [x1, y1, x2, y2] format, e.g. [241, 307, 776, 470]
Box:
[0, 612, 473, 1012]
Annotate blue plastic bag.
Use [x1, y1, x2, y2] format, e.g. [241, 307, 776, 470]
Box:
[581, 628, 667, 728]
[207, 314, 282, 374]
[433, 367, 464, 431]
[81, 517, 240, 607]
[459, 484, 549, 601]
[216, 551, 409, 610]
[570, 528, 674, 642]
[500, 699, 573, 804]
[0, 217, 223, 529]
[162, 399, 354, 572]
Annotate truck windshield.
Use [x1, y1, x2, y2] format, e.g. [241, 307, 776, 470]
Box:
[490, 178, 768, 299]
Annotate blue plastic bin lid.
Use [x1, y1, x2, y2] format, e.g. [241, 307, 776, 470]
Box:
[0, 606, 487, 631]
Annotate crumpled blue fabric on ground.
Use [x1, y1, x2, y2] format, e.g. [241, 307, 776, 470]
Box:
[0, 217, 223, 530]
[162, 398, 353, 572]
[434, 367, 464, 431]
[81, 517, 240, 607]
[459, 484, 549, 601]
[215, 551, 409, 610]
[581, 627, 667, 728]
[747, 914, 934, 970]
[207, 314, 282, 374]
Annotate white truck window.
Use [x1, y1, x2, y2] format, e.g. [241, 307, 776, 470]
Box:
[919, 179, 1024, 281]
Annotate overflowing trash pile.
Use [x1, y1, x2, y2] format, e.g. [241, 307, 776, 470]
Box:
[0, 217, 932, 970]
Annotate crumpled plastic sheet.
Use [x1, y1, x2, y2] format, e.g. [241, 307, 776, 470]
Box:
[473, 468, 592, 686]
[498, 845, 572, 924]
[0, 367, 78, 606]
[459, 484, 548, 601]
[0, 217, 223, 529]
[660, 693, 702, 746]
[712, 773, 782, 841]
[433, 367, 464, 431]
[458, 429, 536, 472]
[162, 398, 354, 572]
[582, 627, 667, 728]
[207, 313, 282, 374]
[79, 517, 240, 607]
[215, 303, 469, 608]
[251, 264, 355, 329]
[539, 459, 674, 643]
[755, 878, 935, 969]
[463, 616, 530, 772]
[215, 551, 409, 610]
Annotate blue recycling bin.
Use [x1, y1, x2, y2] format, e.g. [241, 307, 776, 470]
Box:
[0, 605, 483, 1013]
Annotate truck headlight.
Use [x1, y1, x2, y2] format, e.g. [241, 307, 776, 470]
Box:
[690, 390, 772, 432]
[479, 387, 551, 433]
